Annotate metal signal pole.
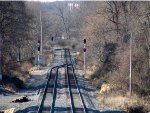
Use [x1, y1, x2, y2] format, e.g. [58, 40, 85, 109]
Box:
[37, 40, 40, 66]
[129, 32, 132, 96]
[83, 39, 86, 75]
[84, 44, 85, 74]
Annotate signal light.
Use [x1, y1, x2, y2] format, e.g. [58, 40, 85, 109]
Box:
[83, 48, 86, 52]
[51, 37, 54, 41]
[83, 39, 86, 44]
[38, 46, 40, 51]
[37, 40, 40, 51]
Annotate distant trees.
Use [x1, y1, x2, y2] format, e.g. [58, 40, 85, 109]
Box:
[42, 10, 63, 41]
[53, 2, 70, 39]
[41, 1, 83, 40]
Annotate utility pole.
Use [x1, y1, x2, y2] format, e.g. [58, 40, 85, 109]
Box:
[129, 32, 132, 96]
[83, 39, 86, 75]
[40, 10, 43, 55]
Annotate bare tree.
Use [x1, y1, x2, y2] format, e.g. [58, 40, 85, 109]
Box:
[0, 1, 35, 80]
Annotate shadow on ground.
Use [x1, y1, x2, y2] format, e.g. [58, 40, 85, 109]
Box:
[15, 106, 126, 113]
[87, 108, 126, 113]
[15, 106, 38, 113]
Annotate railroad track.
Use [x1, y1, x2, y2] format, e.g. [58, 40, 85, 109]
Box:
[65, 48, 87, 113]
[37, 48, 87, 113]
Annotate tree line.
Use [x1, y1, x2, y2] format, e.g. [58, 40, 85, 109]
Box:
[81, 1, 150, 96]
[0, 1, 149, 97]
[0, 1, 40, 80]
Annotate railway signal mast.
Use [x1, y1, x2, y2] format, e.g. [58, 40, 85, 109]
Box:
[83, 39, 86, 75]
[36, 11, 43, 67]
[37, 40, 40, 66]
[129, 32, 132, 96]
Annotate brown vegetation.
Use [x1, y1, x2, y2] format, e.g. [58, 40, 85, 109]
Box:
[0, 62, 33, 92]
[0, 1, 150, 112]
[78, 1, 150, 111]
[41, 2, 150, 111]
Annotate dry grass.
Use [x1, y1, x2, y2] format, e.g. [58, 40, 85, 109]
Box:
[98, 94, 136, 109]
[29, 66, 49, 76]
[85, 63, 150, 112]
[98, 93, 150, 112]
[0, 82, 17, 92]
[20, 62, 33, 73]
[94, 72, 150, 112]
[10, 62, 33, 82]
[85, 65, 97, 79]
[1, 62, 34, 92]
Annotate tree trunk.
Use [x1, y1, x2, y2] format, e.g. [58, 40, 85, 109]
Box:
[62, 16, 69, 39]
[144, 26, 150, 67]
[0, 35, 2, 80]
[18, 48, 21, 64]
[148, 50, 150, 67]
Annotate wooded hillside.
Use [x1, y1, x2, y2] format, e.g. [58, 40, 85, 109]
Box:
[0, 1, 149, 111]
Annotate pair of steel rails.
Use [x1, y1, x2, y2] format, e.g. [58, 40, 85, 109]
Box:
[37, 48, 87, 113]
